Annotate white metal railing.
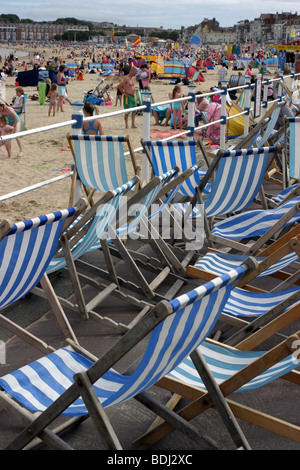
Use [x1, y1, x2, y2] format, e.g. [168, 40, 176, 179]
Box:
[0, 71, 299, 203]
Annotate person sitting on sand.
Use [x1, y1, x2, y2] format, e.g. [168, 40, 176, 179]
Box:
[82, 102, 103, 135]
[0, 116, 14, 158]
[0, 103, 23, 157]
[11, 86, 24, 115]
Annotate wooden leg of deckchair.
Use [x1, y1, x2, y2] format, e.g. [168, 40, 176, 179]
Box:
[39, 274, 79, 344]
[0, 391, 74, 450]
[189, 349, 252, 450]
[109, 230, 155, 300]
[0, 314, 55, 354]
[60, 234, 89, 320]
[74, 370, 123, 450]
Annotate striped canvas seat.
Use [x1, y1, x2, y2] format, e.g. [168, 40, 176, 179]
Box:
[142, 139, 210, 198]
[166, 339, 297, 392]
[211, 195, 300, 239]
[68, 134, 138, 192]
[0, 208, 76, 310]
[116, 169, 177, 239]
[255, 103, 282, 148]
[202, 146, 274, 218]
[46, 178, 137, 274]
[0, 266, 249, 418]
[193, 251, 299, 278]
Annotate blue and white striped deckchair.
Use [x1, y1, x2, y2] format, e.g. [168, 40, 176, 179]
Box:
[155, 334, 300, 443]
[172, 145, 277, 227]
[44, 178, 144, 328]
[68, 134, 140, 204]
[46, 178, 138, 275]
[201, 146, 275, 218]
[0, 205, 84, 351]
[0, 264, 255, 450]
[254, 102, 283, 148]
[210, 195, 300, 241]
[133, 326, 300, 448]
[141, 139, 210, 198]
[288, 117, 300, 182]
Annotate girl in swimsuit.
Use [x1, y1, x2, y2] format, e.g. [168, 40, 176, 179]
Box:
[47, 83, 59, 117]
[0, 103, 23, 157]
[82, 102, 103, 135]
[170, 85, 184, 130]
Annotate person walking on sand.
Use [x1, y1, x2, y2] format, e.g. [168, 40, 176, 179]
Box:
[0, 103, 23, 157]
[47, 83, 59, 117]
[117, 66, 138, 128]
[57, 64, 72, 112]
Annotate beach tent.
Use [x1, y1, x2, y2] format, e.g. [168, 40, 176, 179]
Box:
[17, 69, 58, 87]
[204, 59, 214, 70]
[187, 65, 205, 82]
[263, 57, 278, 68]
[190, 35, 201, 46]
[150, 61, 164, 76]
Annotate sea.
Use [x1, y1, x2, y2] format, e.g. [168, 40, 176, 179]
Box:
[0, 47, 28, 59]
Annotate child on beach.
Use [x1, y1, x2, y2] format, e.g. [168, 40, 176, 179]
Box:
[0, 116, 14, 158]
[47, 83, 59, 117]
[170, 85, 184, 130]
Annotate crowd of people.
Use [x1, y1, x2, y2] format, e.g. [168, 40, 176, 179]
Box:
[0, 41, 299, 156]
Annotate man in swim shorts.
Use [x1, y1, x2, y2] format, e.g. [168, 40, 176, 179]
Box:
[118, 66, 138, 128]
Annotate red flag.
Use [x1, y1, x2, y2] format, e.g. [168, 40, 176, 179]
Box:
[133, 36, 141, 47]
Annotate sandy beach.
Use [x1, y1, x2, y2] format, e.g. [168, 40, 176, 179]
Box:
[0, 44, 271, 222]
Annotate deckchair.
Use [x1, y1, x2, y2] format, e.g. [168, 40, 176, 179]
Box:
[0, 262, 257, 451]
[265, 116, 300, 191]
[41, 177, 147, 332]
[0, 200, 87, 353]
[185, 223, 300, 344]
[74, 167, 195, 308]
[141, 138, 210, 200]
[133, 330, 300, 449]
[172, 145, 294, 253]
[67, 134, 141, 206]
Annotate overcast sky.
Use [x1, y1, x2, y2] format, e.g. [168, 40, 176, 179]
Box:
[1, 0, 299, 29]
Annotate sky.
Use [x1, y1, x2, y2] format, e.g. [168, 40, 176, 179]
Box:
[1, 0, 299, 29]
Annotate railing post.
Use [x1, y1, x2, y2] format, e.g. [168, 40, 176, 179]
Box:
[243, 75, 251, 137]
[220, 80, 227, 149]
[278, 73, 284, 101]
[262, 78, 269, 117]
[71, 101, 84, 204]
[290, 70, 295, 93]
[187, 84, 196, 138]
[71, 101, 84, 135]
[141, 90, 152, 183]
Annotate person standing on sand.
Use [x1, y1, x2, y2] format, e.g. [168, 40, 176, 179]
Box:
[57, 64, 72, 112]
[117, 66, 138, 129]
[0, 103, 23, 157]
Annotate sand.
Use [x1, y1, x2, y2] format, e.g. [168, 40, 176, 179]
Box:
[0, 45, 260, 222]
